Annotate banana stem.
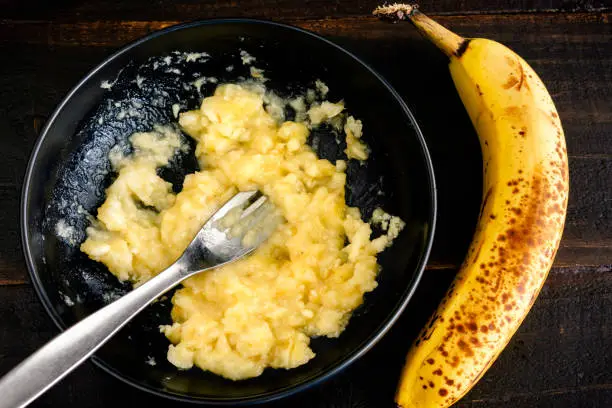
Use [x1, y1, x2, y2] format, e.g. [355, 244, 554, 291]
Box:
[410, 10, 467, 57]
[373, 4, 467, 57]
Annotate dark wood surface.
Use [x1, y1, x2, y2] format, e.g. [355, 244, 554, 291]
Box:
[1, 1, 611, 407]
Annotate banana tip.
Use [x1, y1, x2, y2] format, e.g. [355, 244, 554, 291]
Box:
[373, 3, 419, 21]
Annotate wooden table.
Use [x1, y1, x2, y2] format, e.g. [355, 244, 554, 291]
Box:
[1, 1, 610, 407]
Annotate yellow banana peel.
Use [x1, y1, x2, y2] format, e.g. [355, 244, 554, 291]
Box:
[374, 4, 569, 407]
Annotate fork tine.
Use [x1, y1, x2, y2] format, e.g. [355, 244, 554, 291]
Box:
[181, 190, 279, 271]
[206, 190, 261, 226]
[239, 195, 268, 220]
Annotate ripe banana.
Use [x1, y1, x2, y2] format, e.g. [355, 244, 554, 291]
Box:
[374, 4, 569, 407]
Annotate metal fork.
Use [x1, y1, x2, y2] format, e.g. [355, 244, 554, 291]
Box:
[0, 190, 278, 408]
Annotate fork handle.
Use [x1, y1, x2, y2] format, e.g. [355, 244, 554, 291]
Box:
[0, 262, 189, 408]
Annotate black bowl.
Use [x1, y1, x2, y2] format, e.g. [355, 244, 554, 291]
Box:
[21, 19, 436, 405]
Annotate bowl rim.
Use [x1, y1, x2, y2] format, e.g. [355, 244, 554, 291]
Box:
[20, 17, 437, 405]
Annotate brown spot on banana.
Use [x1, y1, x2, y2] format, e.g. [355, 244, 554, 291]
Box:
[502, 56, 528, 91]
[516, 61, 527, 91]
[480, 186, 494, 214]
[502, 75, 519, 89]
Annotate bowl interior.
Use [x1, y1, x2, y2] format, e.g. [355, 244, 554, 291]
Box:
[22, 20, 435, 404]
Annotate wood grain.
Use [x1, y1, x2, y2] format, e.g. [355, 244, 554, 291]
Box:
[1, 265, 610, 407]
[1, 12, 611, 47]
[0, 0, 609, 22]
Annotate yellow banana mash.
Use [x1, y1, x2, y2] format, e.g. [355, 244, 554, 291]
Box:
[81, 83, 404, 380]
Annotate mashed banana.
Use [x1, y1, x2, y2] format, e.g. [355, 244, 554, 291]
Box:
[81, 83, 403, 380]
